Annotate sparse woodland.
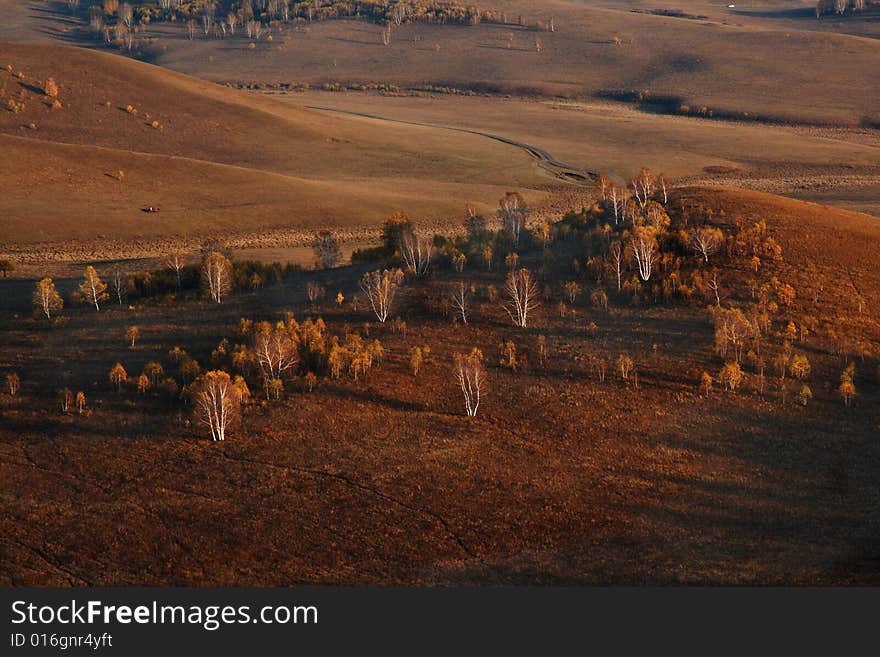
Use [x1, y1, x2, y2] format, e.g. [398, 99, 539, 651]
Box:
[5, 173, 878, 444]
[3, 170, 880, 584]
[63, 0, 559, 54]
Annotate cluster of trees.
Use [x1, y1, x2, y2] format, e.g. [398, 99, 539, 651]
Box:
[20, 173, 876, 437]
[30, 250, 306, 321]
[73, 0, 562, 53]
[815, 0, 874, 17]
[73, 0, 492, 48]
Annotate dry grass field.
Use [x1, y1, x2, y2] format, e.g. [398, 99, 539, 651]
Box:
[16, 0, 872, 126]
[0, 43, 550, 249]
[278, 90, 880, 215]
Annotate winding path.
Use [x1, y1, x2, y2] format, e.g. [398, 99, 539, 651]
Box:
[305, 104, 597, 185]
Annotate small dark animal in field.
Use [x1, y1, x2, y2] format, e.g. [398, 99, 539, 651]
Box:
[142, 206, 161, 213]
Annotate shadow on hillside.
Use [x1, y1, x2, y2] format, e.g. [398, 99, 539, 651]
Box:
[322, 383, 427, 413]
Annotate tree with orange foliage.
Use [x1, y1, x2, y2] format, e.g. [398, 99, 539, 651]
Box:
[109, 362, 128, 390]
[79, 266, 108, 311]
[33, 278, 63, 320]
[126, 325, 139, 349]
[192, 370, 244, 441]
[6, 372, 20, 398]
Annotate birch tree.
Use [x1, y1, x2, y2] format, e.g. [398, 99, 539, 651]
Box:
[691, 227, 724, 262]
[109, 362, 128, 390]
[609, 184, 627, 224]
[499, 191, 527, 247]
[450, 281, 472, 325]
[165, 252, 185, 290]
[111, 267, 127, 305]
[609, 241, 623, 290]
[359, 269, 404, 322]
[192, 370, 242, 441]
[454, 348, 486, 417]
[631, 167, 655, 209]
[503, 268, 540, 328]
[400, 227, 433, 277]
[202, 252, 233, 304]
[6, 372, 20, 398]
[79, 266, 108, 310]
[252, 321, 299, 380]
[33, 278, 63, 320]
[629, 227, 658, 281]
[126, 325, 139, 348]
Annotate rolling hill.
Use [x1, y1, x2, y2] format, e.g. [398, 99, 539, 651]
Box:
[0, 43, 550, 245]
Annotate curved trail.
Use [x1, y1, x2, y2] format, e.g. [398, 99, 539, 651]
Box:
[305, 104, 597, 185]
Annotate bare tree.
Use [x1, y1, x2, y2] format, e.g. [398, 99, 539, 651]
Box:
[609, 241, 623, 290]
[306, 281, 326, 306]
[609, 184, 627, 224]
[192, 371, 243, 441]
[202, 252, 233, 304]
[165, 252, 185, 290]
[381, 23, 392, 46]
[359, 269, 404, 322]
[400, 227, 433, 277]
[450, 281, 472, 324]
[33, 277, 63, 320]
[499, 191, 527, 247]
[454, 348, 486, 417]
[313, 230, 341, 269]
[631, 167, 655, 209]
[629, 227, 658, 281]
[503, 268, 540, 328]
[252, 321, 298, 380]
[594, 173, 610, 201]
[707, 271, 722, 307]
[108, 267, 126, 305]
[657, 173, 669, 204]
[691, 226, 724, 262]
[79, 266, 108, 311]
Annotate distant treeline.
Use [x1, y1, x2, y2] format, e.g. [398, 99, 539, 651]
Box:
[123, 259, 303, 303]
[92, 1, 507, 27]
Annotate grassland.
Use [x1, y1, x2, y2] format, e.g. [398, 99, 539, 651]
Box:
[0, 43, 551, 250]
[72, 0, 880, 126]
[278, 90, 880, 215]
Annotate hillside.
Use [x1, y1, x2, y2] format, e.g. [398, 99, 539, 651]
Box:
[16, 0, 875, 127]
[0, 43, 549, 245]
[1, 185, 878, 585]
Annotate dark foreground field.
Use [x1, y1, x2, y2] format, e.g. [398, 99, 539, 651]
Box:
[1, 188, 879, 585]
